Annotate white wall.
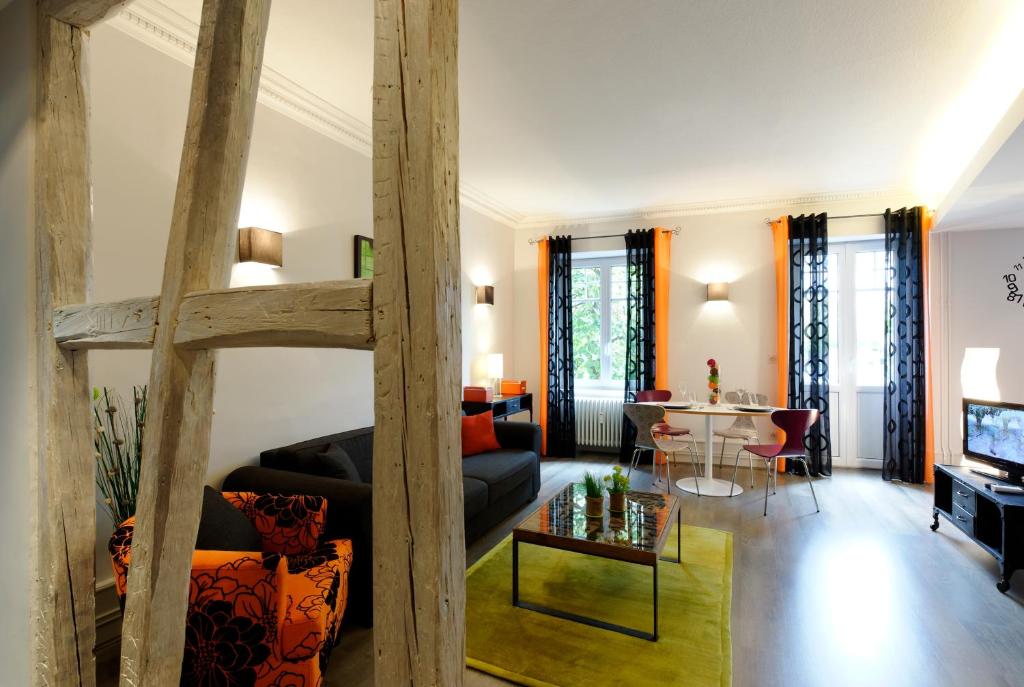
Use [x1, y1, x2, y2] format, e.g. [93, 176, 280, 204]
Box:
[933, 227, 1024, 463]
[0, 0, 35, 683]
[511, 198, 912, 453]
[86, 26, 516, 588]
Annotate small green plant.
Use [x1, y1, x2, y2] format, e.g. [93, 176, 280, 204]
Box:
[603, 465, 630, 494]
[94, 386, 147, 526]
[582, 471, 603, 498]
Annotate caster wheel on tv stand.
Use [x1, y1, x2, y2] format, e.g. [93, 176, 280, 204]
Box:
[997, 578, 1010, 594]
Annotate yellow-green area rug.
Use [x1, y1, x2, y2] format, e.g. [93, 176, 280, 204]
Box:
[466, 525, 732, 687]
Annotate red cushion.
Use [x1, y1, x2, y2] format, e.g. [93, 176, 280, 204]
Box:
[462, 411, 502, 457]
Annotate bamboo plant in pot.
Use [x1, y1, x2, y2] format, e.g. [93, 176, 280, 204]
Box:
[583, 471, 604, 517]
[604, 465, 630, 512]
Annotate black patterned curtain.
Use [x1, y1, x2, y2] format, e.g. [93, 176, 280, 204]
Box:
[882, 207, 927, 483]
[619, 229, 657, 463]
[547, 236, 577, 457]
[787, 214, 832, 476]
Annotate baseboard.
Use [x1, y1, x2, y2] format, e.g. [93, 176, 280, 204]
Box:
[96, 579, 122, 654]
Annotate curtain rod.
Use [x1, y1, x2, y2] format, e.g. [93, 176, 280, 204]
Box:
[762, 212, 885, 225]
[527, 227, 680, 245]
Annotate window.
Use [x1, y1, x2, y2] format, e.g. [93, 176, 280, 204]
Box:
[572, 256, 627, 388]
[854, 249, 887, 386]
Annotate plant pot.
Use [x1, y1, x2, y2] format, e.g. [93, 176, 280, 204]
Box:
[585, 495, 604, 518]
[608, 491, 627, 513]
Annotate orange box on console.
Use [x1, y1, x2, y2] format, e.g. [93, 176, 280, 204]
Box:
[500, 380, 527, 396]
[463, 386, 493, 402]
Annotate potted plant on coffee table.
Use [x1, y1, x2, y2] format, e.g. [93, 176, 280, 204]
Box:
[604, 465, 630, 513]
[583, 471, 604, 517]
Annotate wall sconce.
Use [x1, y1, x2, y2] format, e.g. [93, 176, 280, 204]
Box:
[706, 282, 729, 302]
[476, 285, 494, 306]
[238, 227, 283, 267]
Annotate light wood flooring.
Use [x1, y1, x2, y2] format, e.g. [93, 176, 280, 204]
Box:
[327, 455, 1024, 687]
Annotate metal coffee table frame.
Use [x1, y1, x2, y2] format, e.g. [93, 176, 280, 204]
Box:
[511, 504, 681, 642]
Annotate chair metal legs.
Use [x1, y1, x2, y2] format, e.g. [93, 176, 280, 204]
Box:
[763, 457, 774, 516]
[795, 457, 820, 513]
[627, 447, 641, 481]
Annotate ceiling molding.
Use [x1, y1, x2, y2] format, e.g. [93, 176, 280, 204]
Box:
[105, 3, 917, 232]
[106, 0, 519, 228]
[514, 188, 916, 230]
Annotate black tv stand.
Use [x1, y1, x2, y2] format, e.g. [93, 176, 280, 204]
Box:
[933, 464, 1024, 592]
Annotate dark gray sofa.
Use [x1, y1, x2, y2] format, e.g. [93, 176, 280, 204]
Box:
[222, 421, 541, 626]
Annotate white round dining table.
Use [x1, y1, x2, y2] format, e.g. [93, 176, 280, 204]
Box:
[639, 402, 779, 497]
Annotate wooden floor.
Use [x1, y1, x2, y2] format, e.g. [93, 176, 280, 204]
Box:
[326, 455, 1024, 687]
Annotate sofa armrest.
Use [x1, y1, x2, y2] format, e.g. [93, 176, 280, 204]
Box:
[494, 421, 541, 456]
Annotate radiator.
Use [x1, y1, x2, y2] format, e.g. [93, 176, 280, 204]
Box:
[575, 397, 623, 451]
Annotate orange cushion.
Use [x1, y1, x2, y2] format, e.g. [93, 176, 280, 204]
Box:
[462, 411, 502, 457]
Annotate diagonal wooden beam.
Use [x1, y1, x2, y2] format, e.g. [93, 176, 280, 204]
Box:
[41, 0, 130, 27]
[118, 1, 271, 685]
[372, 0, 466, 684]
[52, 280, 374, 350]
[34, 11, 98, 687]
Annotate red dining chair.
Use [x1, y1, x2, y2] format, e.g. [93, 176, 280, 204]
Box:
[634, 390, 702, 484]
[739, 408, 821, 516]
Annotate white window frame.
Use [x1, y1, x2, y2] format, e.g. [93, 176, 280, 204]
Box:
[572, 252, 627, 392]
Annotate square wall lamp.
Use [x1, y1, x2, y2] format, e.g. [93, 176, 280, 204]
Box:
[238, 227, 283, 267]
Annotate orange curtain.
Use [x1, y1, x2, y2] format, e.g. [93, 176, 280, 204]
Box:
[653, 228, 673, 468]
[653, 228, 672, 390]
[537, 239, 550, 456]
[921, 208, 935, 483]
[771, 216, 790, 471]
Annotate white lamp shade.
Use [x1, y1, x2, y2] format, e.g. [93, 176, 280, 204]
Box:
[486, 353, 504, 380]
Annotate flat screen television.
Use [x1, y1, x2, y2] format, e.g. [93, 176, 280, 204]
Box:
[963, 398, 1024, 483]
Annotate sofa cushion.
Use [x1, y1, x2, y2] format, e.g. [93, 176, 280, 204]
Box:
[461, 450, 536, 504]
[261, 427, 374, 483]
[462, 411, 501, 457]
[316, 443, 362, 482]
[195, 486, 262, 552]
[462, 477, 489, 519]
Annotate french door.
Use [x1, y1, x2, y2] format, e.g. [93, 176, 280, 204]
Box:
[828, 239, 887, 468]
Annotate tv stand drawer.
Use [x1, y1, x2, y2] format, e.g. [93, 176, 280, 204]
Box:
[951, 503, 974, 536]
[952, 481, 976, 516]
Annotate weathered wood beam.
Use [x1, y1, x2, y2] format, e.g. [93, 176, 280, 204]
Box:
[174, 280, 373, 349]
[41, 0, 130, 27]
[53, 296, 158, 349]
[372, 0, 466, 685]
[34, 11, 97, 687]
[53, 280, 374, 350]
[118, 2, 271, 685]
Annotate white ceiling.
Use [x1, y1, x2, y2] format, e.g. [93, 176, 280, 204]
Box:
[151, 0, 1023, 223]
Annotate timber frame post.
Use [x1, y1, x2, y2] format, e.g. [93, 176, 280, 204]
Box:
[371, 0, 466, 684]
[32, 0, 467, 684]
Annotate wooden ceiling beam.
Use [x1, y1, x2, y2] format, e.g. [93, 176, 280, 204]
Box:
[52, 280, 374, 350]
[41, 0, 130, 27]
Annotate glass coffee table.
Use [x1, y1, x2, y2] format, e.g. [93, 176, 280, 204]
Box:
[512, 482, 681, 641]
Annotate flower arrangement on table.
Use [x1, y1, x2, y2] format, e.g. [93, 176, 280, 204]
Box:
[603, 465, 630, 512]
[707, 358, 721, 405]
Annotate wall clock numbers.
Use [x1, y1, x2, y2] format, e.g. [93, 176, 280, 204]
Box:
[1005, 257, 1024, 307]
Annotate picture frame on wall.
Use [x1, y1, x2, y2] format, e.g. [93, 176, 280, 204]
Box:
[354, 235, 373, 279]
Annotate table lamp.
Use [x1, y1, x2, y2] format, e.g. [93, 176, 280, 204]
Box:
[486, 353, 504, 392]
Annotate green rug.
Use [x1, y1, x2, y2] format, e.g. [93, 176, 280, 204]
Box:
[466, 525, 733, 687]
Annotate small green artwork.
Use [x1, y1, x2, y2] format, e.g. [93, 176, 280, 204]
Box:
[354, 235, 374, 279]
